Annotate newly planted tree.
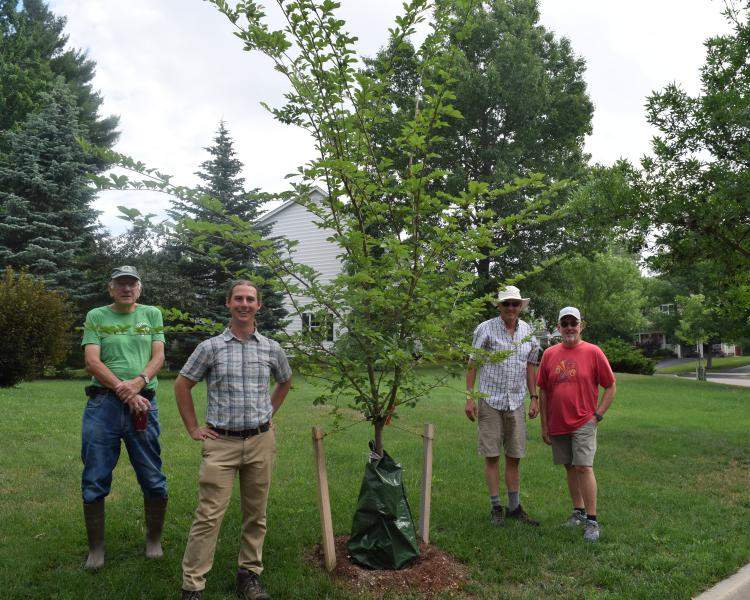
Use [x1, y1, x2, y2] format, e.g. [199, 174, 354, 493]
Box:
[87, 0, 563, 570]
[92, 0, 549, 454]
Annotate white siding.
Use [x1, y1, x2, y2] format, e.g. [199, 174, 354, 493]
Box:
[259, 190, 342, 335]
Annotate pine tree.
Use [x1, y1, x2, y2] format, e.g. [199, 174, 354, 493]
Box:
[167, 122, 287, 361]
[0, 83, 102, 305]
[0, 0, 119, 146]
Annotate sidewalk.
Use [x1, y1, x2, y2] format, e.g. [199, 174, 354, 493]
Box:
[674, 373, 750, 388]
[694, 563, 750, 599]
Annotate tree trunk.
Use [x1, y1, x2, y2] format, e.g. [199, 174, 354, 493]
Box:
[697, 343, 706, 381]
[374, 418, 385, 459]
[705, 344, 713, 370]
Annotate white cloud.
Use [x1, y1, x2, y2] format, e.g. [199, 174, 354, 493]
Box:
[49, 0, 733, 233]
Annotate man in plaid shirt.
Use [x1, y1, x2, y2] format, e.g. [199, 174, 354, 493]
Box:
[465, 285, 541, 527]
[175, 281, 292, 600]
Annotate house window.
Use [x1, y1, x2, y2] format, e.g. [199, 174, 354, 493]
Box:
[301, 312, 334, 341]
[659, 303, 675, 315]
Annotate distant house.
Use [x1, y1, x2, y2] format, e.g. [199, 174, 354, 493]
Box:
[636, 303, 740, 358]
[256, 187, 342, 340]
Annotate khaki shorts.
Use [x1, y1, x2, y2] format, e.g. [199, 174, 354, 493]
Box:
[550, 418, 597, 466]
[477, 401, 526, 458]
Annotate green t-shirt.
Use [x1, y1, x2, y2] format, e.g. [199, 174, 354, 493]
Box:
[81, 304, 166, 390]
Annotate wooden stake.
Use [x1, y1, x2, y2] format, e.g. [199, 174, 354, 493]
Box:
[312, 426, 336, 571]
[419, 422, 435, 545]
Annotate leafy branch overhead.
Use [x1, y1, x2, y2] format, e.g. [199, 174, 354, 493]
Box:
[87, 0, 558, 453]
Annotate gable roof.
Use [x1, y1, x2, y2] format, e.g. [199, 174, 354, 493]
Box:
[256, 185, 327, 225]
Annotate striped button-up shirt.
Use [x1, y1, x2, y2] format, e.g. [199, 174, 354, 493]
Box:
[180, 328, 292, 430]
[472, 317, 541, 411]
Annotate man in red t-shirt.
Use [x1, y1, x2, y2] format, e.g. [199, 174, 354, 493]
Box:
[537, 307, 616, 542]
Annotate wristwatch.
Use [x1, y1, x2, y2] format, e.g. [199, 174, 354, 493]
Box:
[594, 411, 603, 422]
[138, 373, 150, 385]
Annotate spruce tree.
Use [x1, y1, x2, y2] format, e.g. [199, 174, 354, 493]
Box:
[0, 83, 101, 305]
[168, 122, 287, 361]
[0, 0, 119, 146]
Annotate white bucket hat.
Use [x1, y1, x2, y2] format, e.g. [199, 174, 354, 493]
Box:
[492, 285, 530, 310]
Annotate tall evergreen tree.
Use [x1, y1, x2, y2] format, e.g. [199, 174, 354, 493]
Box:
[0, 83, 102, 304]
[0, 0, 118, 146]
[168, 121, 287, 346]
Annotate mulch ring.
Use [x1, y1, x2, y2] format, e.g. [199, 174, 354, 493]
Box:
[309, 535, 469, 598]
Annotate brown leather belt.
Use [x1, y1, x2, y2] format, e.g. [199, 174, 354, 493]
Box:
[208, 422, 270, 438]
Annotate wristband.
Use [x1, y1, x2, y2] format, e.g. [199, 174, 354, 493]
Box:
[530, 394, 539, 400]
[594, 412, 603, 422]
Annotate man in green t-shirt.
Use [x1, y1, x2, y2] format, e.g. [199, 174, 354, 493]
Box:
[80, 266, 167, 569]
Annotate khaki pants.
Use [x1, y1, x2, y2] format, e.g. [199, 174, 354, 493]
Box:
[182, 428, 275, 591]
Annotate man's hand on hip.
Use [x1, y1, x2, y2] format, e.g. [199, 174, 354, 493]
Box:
[188, 426, 219, 441]
[465, 397, 478, 421]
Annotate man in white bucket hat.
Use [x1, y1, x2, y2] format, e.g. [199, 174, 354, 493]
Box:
[465, 285, 541, 527]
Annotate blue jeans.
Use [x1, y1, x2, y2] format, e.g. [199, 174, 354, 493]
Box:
[81, 389, 168, 504]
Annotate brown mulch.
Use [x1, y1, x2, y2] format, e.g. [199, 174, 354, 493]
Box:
[309, 535, 469, 599]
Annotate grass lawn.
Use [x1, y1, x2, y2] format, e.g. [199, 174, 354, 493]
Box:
[1, 374, 748, 599]
[656, 355, 750, 374]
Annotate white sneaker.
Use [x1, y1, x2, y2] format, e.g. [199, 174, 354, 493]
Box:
[563, 510, 587, 528]
[583, 519, 600, 542]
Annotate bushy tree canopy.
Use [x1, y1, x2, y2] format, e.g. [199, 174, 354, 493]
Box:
[366, 0, 594, 300]
[640, 2, 750, 338]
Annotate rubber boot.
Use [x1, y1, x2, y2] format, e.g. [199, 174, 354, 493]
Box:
[83, 499, 105, 569]
[144, 496, 167, 558]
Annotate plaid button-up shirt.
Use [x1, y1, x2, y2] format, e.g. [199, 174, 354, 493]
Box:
[180, 328, 292, 430]
[472, 317, 541, 411]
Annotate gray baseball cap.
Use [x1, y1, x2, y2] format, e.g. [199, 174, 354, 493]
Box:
[110, 265, 141, 281]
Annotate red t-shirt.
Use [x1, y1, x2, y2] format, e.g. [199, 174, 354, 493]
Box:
[537, 341, 615, 435]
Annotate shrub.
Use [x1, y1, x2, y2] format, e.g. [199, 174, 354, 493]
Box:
[0, 268, 74, 387]
[599, 338, 656, 375]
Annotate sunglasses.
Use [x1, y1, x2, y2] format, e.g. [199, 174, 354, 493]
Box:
[559, 318, 579, 327]
[501, 300, 522, 307]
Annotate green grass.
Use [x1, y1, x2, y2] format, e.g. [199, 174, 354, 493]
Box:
[1, 375, 748, 599]
[656, 355, 750, 374]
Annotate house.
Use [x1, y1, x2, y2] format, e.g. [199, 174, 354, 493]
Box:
[256, 187, 342, 339]
[636, 303, 740, 358]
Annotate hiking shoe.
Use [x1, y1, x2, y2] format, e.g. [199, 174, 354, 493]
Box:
[583, 519, 601, 542]
[563, 510, 588, 528]
[489, 505, 505, 526]
[236, 568, 271, 600]
[181, 590, 203, 600]
[506, 504, 540, 526]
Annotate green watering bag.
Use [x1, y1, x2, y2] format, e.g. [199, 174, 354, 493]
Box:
[346, 444, 420, 569]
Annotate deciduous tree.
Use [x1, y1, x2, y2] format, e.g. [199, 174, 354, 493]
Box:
[641, 2, 750, 339]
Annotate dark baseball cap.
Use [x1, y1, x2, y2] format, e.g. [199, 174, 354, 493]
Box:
[110, 265, 141, 281]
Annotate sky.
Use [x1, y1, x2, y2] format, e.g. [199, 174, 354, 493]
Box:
[49, 0, 732, 234]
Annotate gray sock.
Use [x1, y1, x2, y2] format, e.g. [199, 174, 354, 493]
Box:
[507, 491, 520, 512]
[490, 495, 501, 509]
